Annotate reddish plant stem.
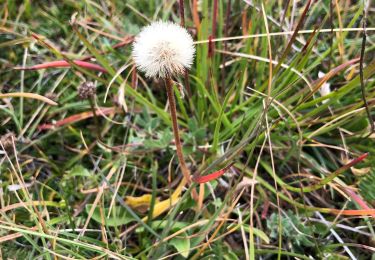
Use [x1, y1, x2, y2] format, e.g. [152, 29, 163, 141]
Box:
[208, 0, 218, 59]
[192, 0, 200, 31]
[360, 7, 374, 133]
[179, 0, 185, 27]
[165, 78, 191, 185]
[131, 65, 138, 89]
[221, 0, 231, 94]
[212, 0, 218, 38]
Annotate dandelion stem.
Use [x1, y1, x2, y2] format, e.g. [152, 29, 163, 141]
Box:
[88, 98, 101, 139]
[165, 78, 192, 185]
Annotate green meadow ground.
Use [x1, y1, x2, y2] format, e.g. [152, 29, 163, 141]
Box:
[1, 0, 375, 259]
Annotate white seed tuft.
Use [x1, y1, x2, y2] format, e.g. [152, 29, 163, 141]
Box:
[318, 71, 331, 104]
[132, 21, 195, 78]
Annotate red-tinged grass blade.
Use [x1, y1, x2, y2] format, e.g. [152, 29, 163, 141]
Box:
[272, 0, 312, 75]
[302, 57, 360, 102]
[192, 0, 200, 31]
[38, 107, 117, 130]
[328, 208, 375, 216]
[193, 162, 235, 183]
[30, 32, 109, 87]
[178, 0, 185, 27]
[281, 0, 312, 59]
[343, 153, 368, 168]
[80, 35, 134, 62]
[0, 92, 57, 106]
[240, 159, 375, 216]
[261, 200, 270, 219]
[343, 187, 375, 218]
[211, 0, 218, 39]
[300, 153, 368, 192]
[14, 60, 107, 73]
[300, 27, 317, 54]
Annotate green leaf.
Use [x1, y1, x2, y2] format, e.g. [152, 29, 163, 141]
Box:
[144, 131, 172, 149]
[170, 232, 190, 258]
[343, 117, 369, 132]
[230, 224, 270, 244]
[67, 165, 91, 177]
[223, 251, 239, 260]
[359, 170, 375, 203]
[135, 221, 189, 233]
[85, 204, 135, 227]
[252, 228, 270, 244]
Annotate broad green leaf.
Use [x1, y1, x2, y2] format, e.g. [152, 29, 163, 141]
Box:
[170, 232, 190, 258]
[135, 220, 189, 233]
[229, 224, 270, 244]
[67, 165, 91, 177]
[85, 204, 135, 227]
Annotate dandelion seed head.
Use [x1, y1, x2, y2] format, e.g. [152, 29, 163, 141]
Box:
[132, 21, 195, 78]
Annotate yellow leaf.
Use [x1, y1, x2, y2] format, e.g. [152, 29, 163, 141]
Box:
[125, 194, 156, 208]
[0, 92, 57, 106]
[142, 178, 187, 221]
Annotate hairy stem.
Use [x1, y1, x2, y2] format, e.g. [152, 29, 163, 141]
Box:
[165, 78, 192, 184]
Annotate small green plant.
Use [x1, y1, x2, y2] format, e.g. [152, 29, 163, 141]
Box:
[267, 211, 315, 249]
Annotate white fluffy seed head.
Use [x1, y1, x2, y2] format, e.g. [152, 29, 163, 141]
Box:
[132, 21, 195, 78]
